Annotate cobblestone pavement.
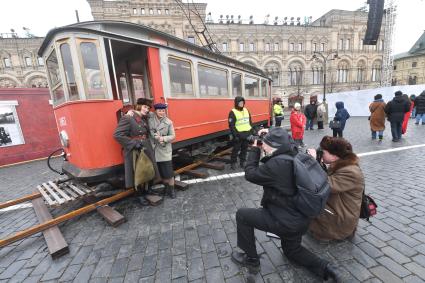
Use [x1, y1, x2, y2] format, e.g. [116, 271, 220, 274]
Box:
[1, 117, 425, 282]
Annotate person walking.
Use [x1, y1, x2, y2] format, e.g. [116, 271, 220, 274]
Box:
[316, 101, 326, 130]
[273, 98, 284, 127]
[148, 103, 176, 199]
[231, 127, 343, 282]
[410, 94, 417, 119]
[384, 90, 410, 142]
[228, 96, 253, 170]
[332, 102, 350, 138]
[304, 100, 317, 130]
[402, 94, 413, 134]
[290, 102, 306, 147]
[369, 94, 386, 141]
[414, 90, 425, 125]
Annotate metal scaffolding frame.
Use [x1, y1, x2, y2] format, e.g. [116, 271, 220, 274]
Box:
[381, 0, 397, 86]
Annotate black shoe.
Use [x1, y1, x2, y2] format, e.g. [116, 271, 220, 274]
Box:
[166, 185, 176, 199]
[231, 251, 260, 272]
[137, 196, 150, 206]
[324, 263, 344, 283]
[230, 163, 237, 170]
[392, 139, 399, 142]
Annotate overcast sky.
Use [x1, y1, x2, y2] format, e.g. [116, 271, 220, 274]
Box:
[1, 0, 424, 55]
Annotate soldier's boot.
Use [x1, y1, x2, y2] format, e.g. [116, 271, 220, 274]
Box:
[166, 184, 176, 199]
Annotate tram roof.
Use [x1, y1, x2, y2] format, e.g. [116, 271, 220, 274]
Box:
[38, 20, 267, 78]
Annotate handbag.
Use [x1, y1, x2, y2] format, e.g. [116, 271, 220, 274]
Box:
[133, 149, 155, 187]
[359, 190, 377, 222]
[329, 120, 341, 129]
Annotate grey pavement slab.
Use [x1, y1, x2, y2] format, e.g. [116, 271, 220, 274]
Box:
[2, 117, 425, 282]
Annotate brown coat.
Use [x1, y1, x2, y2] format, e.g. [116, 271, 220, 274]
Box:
[309, 154, 364, 241]
[369, 101, 386, 131]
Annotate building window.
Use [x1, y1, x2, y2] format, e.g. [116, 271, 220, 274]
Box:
[313, 43, 317, 52]
[298, 43, 303, 51]
[141, 8, 145, 14]
[409, 76, 417, 85]
[198, 64, 228, 97]
[149, 8, 154, 15]
[3, 58, 11, 68]
[357, 67, 365, 83]
[345, 39, 350, 50]
[339, 39, 344, 50]
[289, 43, 294, 52]
[168, 57, 194, 97]
[232, 72, 242, 97]
[312, 67, 323, 85]
[265, 62, 280, 87]
[157, 9, 161, 15]
[412, 62, 417, 68]
[165, 9, 169, 15]
[381, 40, 384, 51]
[239, 42, 244, 52]
[249, 43, 254, 52]
[288, 66, 303, 86]
[360, 40, 364, 50]
[25, 57, 32, 66]
[133, 8, 137, 15]
[222, 42, 227, 52]
[371, 62, 382, 82]
[320, 43, 325, 52]
[393, 65, 397, 70]
[265, 43, 270, 52]
[187, 36, 195, 44]
[37, 57, 44, 66]
[337, 62, 348, 83]
[274, 43, 279, 51]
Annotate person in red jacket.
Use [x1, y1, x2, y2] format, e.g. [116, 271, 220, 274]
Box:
[290, 102, 307, 147]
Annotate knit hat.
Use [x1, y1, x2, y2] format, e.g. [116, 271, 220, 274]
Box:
[374, 94, 382, 100]
[153, 103, 167, 110]
[263, 127, 290, 148]
[320, 136, 353, 158]
[394, 90, 403, 96]
[136, 98, 153, 107]
[294, 102, 301, 110]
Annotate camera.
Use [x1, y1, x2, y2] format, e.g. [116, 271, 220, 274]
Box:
[306, 147, 323, 163]
[247, 132, 267, 146]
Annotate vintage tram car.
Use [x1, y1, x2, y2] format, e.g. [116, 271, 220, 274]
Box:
[38, 21, 272, 182]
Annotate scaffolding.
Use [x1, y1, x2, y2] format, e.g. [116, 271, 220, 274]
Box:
[381, 0, 397, 86]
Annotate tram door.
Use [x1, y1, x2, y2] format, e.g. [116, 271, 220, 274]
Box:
[105, 39, 153, 107]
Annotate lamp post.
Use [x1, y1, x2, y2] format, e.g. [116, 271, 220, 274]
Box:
[311, 50, 339, 102]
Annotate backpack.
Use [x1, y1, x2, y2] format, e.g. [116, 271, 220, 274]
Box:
[281, 153, 331, 217]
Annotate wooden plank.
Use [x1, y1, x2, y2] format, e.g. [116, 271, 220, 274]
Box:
[42, 183, 64, 205]
[83, 196, 126, 227]
[200, 162, 225, 170]
[174, 180, 189, 190]
[68, 184, 86, 196]
[37, 185, 56, 207]
[0, 189, 135, 248]
[78, 183, 93, 194]
[31, 198, 69, 258]
[62, 186, 78, 199]
[211, 157, 232, 164]
[0, 192, 41, 209]
[48, 182, 72, 202]
[184, 170, 209, 179]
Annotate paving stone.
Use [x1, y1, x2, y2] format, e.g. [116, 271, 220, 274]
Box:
[140, 254, 158, 278]
[92, 256, 114, 278]
[376, 256, 411, 277]
[216, 242, 232, 258]
[139, 275, 155, 283]
[171, 254, 187, 279]
[199, 236, 216, 253]
[405, 262, 425, 280]
[172, 238, 186, 256]
[205, 267, 225, 283]
[370, 266, 403, 283]
[110, 257, 130, 278]
[154, 267, 171, 283]
[40, 257, 71, 281]
[0, 260, 27, 279]
[381, 246, 411, 264]
[188, 257, 205, 281]
[358, 242, 384, 258]
[73, 264, 96, 283]
[124, 270, 141, 283]
[70, 245, 94, 265]
[202, 252, 220, 270]
[58, 264, 82, 282]
[403, 275, 425, 283]
[388, 230, 421, 247]
[342, 259, 373, 281]
[387, 239, 418, 257]
[128, 252, 144, 272]
[225, 275, 245, 283]
[7, 268, 32, 283]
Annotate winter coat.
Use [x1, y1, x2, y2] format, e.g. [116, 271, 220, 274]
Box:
[402, 101, 414, 134]
[334, 102, 350, 130]
[304, 104, 317, 119]
[369, 100, 386, 131]
[309, 153, 364, 241]
[414, 92, 425, 114]
[290, 110, 306, 140]
[316, 103, 326, 122]
[245, 136, 310, 234]
[148, 113, 176, 162]
[114, 113, 159, 188]
[384, 96, 410, 122]
[228, 96, 253, 140]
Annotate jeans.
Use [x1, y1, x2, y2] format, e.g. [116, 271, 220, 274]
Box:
[231, 137, 249, 164]
[306, 119, 314, 130]
[275, 116, 284, 127]
[390, 121, 402, 140]
[236, 208, 328, 278]
[411, 107, 416, 118]
[416, 113, 425, 124]
[332, 129, 343, 137]
[371, 130, 384, 139]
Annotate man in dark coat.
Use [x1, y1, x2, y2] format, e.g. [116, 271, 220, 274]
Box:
[384, 90, 410, 142]
[228, 96, 253, 170]
[231, 127, 342, 282]
[304, 100, 317, 130]
[114, 98, 160, 203]
[414, 90, 425, 125]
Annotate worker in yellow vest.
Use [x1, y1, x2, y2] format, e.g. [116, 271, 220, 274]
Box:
[273, 98, 284, 127]
[228, 96, 253, 170]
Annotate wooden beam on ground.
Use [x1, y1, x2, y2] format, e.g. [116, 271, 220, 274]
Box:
[31, 198, 69, 258]
[200, 162, 225, 170]
[83, 196, 126, 227]
[0, 192, 41, 209]
[174, 180, 189, 190]
[0, 189, 135, 248]
[184, 170, 209, 179]
[211, 157, 232, 164]
[174, 148, 232, 175]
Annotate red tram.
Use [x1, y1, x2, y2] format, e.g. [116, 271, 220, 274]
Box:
[38, 21, 272, 182]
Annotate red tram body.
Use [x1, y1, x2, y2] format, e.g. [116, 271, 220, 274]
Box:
[38, 21, 272, 182]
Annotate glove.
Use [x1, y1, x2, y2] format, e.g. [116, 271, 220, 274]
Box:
[134, 141, 144, 150]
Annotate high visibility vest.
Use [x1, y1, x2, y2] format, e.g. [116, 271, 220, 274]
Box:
[232, 108, 252, 132]
[273, 104, 283, 116]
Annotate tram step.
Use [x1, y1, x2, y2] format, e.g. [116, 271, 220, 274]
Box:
[37, 181, 94, 207]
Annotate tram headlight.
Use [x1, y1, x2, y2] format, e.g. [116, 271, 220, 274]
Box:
[59, 130, 69, 148]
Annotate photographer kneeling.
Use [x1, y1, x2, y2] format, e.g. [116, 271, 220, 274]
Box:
[307, 136, 364, 241]
[232, 127, 342, 282]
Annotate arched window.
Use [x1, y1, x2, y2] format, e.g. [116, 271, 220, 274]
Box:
[337, 61, 349, 83]
[288, 63, 303, 86]
[357, 60, 366, 82]
[371, 61, 382, 82]
[264, 62, 280, 87]
[311, 63, 323, 85]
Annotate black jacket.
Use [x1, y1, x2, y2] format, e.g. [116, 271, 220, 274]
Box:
[245, 141, 310, 234]
[384, 96, 410, 122]
[304, 104, 317, 119]
[414, 92, 425, 114]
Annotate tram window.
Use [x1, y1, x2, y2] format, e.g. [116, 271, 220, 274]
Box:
[232, 72, 242, 97]
[198, 64, 228, 97]
[168, 57, 194, 97]
[80, 42, 106, 99]
[119, 73, 130, 104]
[132, 74, 145, 100]
[244, 76, 259, 97]
[46, 49, 65, 105]
[261, 79, 268, 97]
[60, 43, 79, 101]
